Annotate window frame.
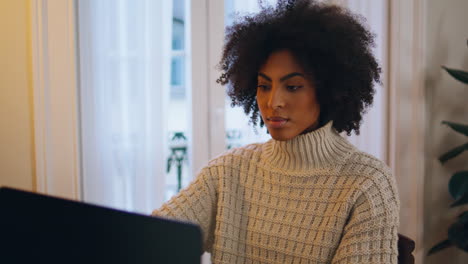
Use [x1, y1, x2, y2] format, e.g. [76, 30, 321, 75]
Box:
[189, 0, 225, 176]
[31, 0, 81, 200]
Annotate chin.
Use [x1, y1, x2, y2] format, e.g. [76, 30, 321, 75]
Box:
[269, 131, 296, 141]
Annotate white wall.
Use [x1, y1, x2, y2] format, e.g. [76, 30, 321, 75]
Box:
[0, 0, 35, 191]
[424, 0, 468, 263]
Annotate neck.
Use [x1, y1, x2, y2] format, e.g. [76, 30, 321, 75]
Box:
[262, 121, 356, 171]
[299, 120, 320, 135]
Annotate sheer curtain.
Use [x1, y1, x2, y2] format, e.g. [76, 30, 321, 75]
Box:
[338, 0, 388, 162]
[77, 0, 172, 213]
[317, 0, 388, 161]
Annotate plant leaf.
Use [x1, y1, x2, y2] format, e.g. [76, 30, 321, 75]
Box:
[448, 171, 468, 200]
[442, 121, 468, 137]
[459, 211, 468, 223]
[448, 218, 468, 252]
[439, 142, 468, 163]
[427, 239, 452, 256]
[442, 66, 468, 84]
[451, 193, 468, 208]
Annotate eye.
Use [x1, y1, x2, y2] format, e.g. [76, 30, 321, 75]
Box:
[257, 84, 270, 91]
[286, 85, 303, 92]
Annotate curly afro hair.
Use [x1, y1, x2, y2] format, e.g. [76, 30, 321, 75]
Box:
[217, 0, 381, 135]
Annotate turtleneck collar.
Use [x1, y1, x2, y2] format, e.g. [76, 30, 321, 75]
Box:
[262, 121, 356, 171]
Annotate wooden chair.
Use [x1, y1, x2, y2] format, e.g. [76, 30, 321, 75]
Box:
[398, 234, 415, 264]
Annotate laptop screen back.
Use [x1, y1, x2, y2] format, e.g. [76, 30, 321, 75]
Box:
[0, 187, 202, 264]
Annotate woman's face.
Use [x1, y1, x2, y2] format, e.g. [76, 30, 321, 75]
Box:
[257, 50, 320, 141]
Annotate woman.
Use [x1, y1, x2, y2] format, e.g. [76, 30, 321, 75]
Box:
[153, 0, 400, 263]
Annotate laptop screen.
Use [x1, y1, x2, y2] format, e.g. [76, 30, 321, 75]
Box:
[0, 187, 202, 264]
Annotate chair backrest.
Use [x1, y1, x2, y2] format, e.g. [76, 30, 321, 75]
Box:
[398, 233, 415, 264]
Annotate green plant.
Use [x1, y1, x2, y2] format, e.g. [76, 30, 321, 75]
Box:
[427, 66, 468, 256]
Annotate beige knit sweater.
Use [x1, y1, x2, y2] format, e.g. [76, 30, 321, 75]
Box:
[152, 121, 400, 263]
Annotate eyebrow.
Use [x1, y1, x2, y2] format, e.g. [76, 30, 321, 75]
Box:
[258, 72, 305, 82]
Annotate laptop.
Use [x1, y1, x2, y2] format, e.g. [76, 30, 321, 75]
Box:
[0, 187, 202, 264]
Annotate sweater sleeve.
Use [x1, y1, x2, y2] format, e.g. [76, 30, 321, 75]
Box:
[331, 171, 400, 264]
[151, 166, 218, 252]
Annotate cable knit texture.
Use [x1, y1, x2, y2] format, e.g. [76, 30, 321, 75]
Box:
[152, 121, 400, 263]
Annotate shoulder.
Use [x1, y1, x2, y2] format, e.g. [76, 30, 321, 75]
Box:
[341, 151, 393, 186]
[205, 142, 265, 168]
[194, 143, 266, 185]
[346, 151, 391, 173]
[341, 151, 400, 209]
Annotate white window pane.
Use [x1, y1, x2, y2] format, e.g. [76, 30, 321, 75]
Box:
[165, 0, 191, 200]
[171, 55, 185, 94]
[172, 5, 185, 51]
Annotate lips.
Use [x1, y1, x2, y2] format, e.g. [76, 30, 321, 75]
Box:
[266, 116, 289, 128]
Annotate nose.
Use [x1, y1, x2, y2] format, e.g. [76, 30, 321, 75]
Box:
[267, 84, 285, 109]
